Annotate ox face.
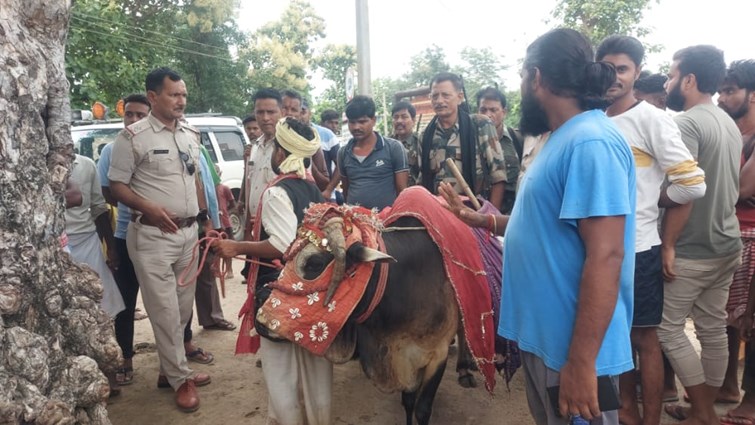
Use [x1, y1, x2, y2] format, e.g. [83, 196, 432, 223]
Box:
[294, 244, 335, 281]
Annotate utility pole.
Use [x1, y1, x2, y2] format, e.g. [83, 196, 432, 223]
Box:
[355, 0, 372, 96]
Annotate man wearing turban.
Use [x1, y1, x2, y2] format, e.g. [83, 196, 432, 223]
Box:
[214, 117, 332, 425]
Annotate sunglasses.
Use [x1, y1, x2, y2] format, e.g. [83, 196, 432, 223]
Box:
[178, 150, 196, 175]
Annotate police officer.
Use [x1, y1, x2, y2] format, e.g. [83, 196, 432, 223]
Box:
[108, 67, 211, 413]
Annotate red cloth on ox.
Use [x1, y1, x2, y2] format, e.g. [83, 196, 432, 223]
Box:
[256, 204, 381, 356]
[380, 186, 496, 393]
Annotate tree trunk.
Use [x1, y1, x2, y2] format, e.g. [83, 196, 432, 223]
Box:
[0, 1, 119, 423]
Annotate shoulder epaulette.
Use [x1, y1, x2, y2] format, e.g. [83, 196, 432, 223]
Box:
[182, 122, 200, 135]
[125, 120, 151, 137]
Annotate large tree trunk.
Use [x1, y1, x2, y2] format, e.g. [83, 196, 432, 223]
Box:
[0, 1, 119, 423]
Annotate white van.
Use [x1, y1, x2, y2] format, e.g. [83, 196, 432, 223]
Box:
[71, 115, 249, 240]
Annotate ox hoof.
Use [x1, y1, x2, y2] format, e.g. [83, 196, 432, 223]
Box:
[457, 372, 477, 388]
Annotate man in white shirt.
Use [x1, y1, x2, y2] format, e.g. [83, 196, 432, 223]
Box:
[598, 35, 707, 425]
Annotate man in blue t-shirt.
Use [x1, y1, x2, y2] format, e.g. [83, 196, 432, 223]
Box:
[441, 28, 636, 425]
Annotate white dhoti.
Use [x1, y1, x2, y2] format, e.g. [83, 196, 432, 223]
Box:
[68, 231, 125, 317]
[260, 338, 333, 425]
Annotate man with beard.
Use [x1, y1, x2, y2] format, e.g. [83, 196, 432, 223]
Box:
[597, 35, 706, 425]
[213, 117, 331, 425]
[716, 59, 755, 425]
[391, 101, 420, 185]
[656, 46, 743, 425]
[418, 72, 507, 210]
[441, 28, 635, 424]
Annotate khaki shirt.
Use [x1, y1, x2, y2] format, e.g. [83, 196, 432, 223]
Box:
[108, 113, 201, 218]
[245, 136, 277, 216]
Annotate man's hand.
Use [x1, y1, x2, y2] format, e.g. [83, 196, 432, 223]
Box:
[142, 203, 179, 234]
[662, 245, 677, 282]
[105, 246, 120, 272]
[243, 144, 253, 160]
[438, 182, 487, 228]
[213, 240, 240, 258]
[740, 313, 754, 342]
[558, 360, 600, 420]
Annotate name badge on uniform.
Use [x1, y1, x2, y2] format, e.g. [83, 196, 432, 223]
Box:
[153, 149, 169, 154]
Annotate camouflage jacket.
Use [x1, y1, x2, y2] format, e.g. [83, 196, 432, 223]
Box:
[417, 114, 507, 196]
[393, 132, 420, 186]
[499, 126, 521, 193]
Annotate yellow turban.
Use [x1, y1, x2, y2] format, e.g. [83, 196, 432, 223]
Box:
[275, 117, 321, 178]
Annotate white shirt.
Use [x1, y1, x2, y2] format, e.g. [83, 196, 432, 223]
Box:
[612, 101, 706, 252]
[65, 155, 109, 235]
[260, 186, 298, 253]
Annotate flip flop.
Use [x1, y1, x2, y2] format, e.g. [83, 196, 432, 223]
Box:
[186, 347, 214, 364]
[684, 393, 740, 404]
[721, 414, 755, 425]
[665, 404, 689, 421]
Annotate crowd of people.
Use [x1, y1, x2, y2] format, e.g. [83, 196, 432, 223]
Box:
[59, 25, 755, 425]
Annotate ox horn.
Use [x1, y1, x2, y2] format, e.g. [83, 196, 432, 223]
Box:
[322, 217, 346, 305]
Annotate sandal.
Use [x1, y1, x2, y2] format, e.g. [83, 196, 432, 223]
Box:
[186, 347, 214, 364]
[203, 319, 236, 331]
[115, 366, 134, 386]
[664, 404, 689, 421]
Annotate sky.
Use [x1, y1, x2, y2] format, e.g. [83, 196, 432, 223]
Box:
[238, 0, 754, 97]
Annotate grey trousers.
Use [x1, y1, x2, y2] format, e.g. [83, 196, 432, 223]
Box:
[521, 351, 619, 425]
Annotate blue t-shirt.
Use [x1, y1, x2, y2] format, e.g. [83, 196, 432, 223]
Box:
[499, 110, 636, 376]
[97, 142, 130, 240]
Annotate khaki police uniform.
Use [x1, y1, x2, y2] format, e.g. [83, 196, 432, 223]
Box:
[108, 113, 201, 390]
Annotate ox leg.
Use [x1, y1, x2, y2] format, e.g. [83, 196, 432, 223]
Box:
[401, 390, 417, 425]
[414, 359, 448, 425]
[456, 329, 478, 388]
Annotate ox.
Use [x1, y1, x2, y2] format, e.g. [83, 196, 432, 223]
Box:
[259, 214, 480, 425]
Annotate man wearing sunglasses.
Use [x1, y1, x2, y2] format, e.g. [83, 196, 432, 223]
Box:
[108, 67, 211, 413]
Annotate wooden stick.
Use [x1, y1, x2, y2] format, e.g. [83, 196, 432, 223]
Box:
[444, 158, 482, 210]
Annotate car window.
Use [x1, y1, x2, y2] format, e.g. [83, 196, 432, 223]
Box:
[71, 128, 120, 162]
[201, 132, 217, 163]
[215, 130, 245, 162]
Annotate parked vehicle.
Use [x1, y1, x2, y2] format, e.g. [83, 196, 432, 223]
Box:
[70, 114, 249, 240]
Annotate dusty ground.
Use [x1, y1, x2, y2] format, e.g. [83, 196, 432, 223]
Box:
[106, 260, 739, 425]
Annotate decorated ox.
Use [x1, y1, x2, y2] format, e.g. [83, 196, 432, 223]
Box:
[256, 187, 499, 425]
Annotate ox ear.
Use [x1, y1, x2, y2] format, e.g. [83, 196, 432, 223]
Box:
[347, 243, 396, 264]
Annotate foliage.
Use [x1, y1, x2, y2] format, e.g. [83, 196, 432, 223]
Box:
[66, 0, 245, 116]
[312, 43, 357, 116]
[551, 0, 658, 47]
[242, 0, 326, 96]
[403, 45, 451, 89]
[453, 47, 508, 106]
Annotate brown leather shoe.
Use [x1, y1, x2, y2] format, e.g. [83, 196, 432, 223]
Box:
[158, 373, 212, 389]
[175, 380, 199, 413]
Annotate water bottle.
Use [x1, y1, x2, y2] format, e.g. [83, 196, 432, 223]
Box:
[570, 414, 590, 425]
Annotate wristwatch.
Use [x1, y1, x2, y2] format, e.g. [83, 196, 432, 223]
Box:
[196, 209, 208, 222]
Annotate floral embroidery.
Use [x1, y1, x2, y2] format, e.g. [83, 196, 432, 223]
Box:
[327, 301, 336, 312]
[289, 308, 301, 319]
[309, 322, 329, 342]
[269, 319, 280, 330]
[294, 331, 303, 342]
[292, 282, 304, 291]
[271, 298, 281, 308]
[307, 292, 320, 306]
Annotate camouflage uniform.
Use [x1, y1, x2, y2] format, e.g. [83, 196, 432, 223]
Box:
[417, 114, 507, 197]
[393, 132, 420, 186]
[499, 126, 521, 214]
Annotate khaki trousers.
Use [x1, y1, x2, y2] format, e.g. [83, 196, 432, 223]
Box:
[260, 337, 333, 425]
[195, 248, 225, 326]
[657, 251, 742, 387]
[127, 221, 198, 390]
